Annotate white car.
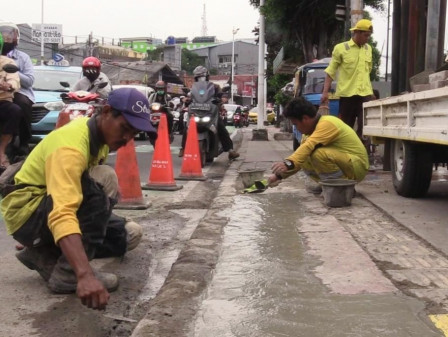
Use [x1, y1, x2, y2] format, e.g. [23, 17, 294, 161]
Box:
[112, 84, 154, 99]
[223, 104, 242, 125]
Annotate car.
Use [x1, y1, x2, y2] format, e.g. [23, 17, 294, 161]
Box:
[223, 104, 242, 125]
[31, 65, 83, 142]
[248, 106, 276, 124]
[113, 84, 154, 99]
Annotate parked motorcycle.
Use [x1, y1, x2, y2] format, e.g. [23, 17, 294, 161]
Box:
[186, 80, 221, 167]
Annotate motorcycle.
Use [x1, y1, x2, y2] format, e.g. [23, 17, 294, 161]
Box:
[56, 82, 109, 129]
[233, 109, 249, 128]
[186, 80, 221, 167]
[149, 102, 174, 144]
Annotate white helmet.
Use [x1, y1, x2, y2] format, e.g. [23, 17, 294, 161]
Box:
[0, 22, 20, 45]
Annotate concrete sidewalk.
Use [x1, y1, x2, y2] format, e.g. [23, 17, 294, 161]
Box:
[132, 126, 448, 336]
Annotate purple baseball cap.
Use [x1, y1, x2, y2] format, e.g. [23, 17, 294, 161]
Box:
[107, 87, 156, 133]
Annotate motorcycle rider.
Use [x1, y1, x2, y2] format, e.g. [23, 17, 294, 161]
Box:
[0, 33, 22, 171]
[178, 66, 240, 160]
[148, 80, 174, 135]
[72, 57, 112, 98]
[0, 22, 34, 162]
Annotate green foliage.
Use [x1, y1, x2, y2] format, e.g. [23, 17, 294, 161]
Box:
[181, 48, 206, 75]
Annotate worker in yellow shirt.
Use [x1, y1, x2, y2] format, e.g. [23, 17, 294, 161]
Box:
[321, 19, 375, 140]
[268, 97, 369, 189]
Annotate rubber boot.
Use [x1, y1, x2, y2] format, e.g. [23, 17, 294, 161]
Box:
[48, 255, 119, 294]
[16, 245, 60, 281]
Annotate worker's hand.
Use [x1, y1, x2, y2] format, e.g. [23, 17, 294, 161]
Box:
[267, 174, 280, 187]
[271, 161, 287, 175]
[77, 273, 110, 310]
[320, 91, 329, 105]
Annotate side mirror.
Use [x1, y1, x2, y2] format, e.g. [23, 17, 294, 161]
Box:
[98, 82, 108, 89]
[60, 81, 70, 88]
[3, 64, 19, 74]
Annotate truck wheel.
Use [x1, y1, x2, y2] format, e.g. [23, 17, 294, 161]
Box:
[390, 139, 432, 197]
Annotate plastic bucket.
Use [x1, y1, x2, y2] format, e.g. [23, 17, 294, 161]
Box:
[238, 169, 265, 188]
[319, 179, 357, 207]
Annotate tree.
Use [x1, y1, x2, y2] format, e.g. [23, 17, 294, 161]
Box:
[249, 0, 384, 104]
[181, 48, 206, 75]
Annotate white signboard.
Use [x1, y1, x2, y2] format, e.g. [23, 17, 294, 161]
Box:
[32, 24, 62, 44]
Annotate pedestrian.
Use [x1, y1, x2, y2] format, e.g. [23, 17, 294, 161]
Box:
[0, 22, 35, 161]
[321, 18, 375, 140]
[267, 97, 369, 190]
[1, 88, 156, 310]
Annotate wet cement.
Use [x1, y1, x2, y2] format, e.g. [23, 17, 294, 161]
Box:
[193, 192, 442, 337]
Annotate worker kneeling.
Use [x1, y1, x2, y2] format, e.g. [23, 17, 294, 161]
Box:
[1, 88, 156, 310]
[268, 97, 369, 191]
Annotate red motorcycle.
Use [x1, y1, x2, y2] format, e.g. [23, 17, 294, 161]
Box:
[56, 90, 105, 128]
[233, 109, 249, 128]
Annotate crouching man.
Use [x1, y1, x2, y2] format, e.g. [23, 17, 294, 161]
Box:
[268, 97, 369, 190]
[1, 88, 157, 310]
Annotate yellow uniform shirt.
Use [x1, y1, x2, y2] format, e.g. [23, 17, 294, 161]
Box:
[325, 39, 373, 97]
[284, 115, 369, 181]
[1, 117, 109, 243]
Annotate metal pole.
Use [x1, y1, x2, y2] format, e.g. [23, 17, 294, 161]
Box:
[425, 0, 441, 70]
[385, 0, 391, 81]
[257, 0, 266, 129]
[231, 27, 239, 104]
[40, 0, 44, 65]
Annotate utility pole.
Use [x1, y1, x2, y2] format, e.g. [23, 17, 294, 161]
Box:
[350, 0, 364, 27]
[256, 0, 266, 130]
[40, 0, 45, 65]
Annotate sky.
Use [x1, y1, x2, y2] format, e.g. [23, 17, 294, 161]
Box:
[2, 0, 261, 43]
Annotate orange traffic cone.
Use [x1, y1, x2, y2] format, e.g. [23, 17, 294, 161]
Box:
[143, 114, 183, 191]
[114, 139, 150, 210]
[177, 117, 206, 181]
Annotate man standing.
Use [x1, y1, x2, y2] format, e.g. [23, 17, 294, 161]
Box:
[1, 88, 155, 310]
[0, 22, 34, 159]
[321, 19, 374, 140]
[268, 97, 369, 188]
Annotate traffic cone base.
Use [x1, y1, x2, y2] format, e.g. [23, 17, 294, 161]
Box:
[176, 118, 206, 181]
[146, 114, 183, 191]
[114, 139, 150, 209]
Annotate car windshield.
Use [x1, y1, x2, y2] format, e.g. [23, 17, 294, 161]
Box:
[303, 68, 326, 94]
[223, 104, 240, 112]
[33, 69, 81, 92]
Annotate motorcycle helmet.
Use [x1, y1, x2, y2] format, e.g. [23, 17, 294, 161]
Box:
[0, 22, 20, 55]
[0, 33, 3, 55]
[155, 80, 166, 96]
[82, 56, 102, 82]
[193, 65, 209, 82]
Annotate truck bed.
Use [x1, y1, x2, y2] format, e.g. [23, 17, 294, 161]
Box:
[363, 86, 448, 145]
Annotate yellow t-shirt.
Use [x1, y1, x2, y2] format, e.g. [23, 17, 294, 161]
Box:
[284, 115, 369, 180]
[325, 39, 373, 97]
[1, 117, 109, 243]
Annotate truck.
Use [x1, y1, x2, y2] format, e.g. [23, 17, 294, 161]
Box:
[362, 0, 447, 198]
[363, 83, 448, 198]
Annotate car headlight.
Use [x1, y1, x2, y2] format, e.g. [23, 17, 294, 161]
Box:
[44, 101, 65, 111]
[201, 116, 211, 123]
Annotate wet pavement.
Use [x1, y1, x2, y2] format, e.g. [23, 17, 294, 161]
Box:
[133, 127, 448, 336]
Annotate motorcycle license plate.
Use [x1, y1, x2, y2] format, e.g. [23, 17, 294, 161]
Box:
[190, 103, 211, 111]
[68, 103, 90, 110]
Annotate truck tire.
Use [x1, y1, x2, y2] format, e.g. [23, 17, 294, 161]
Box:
[390, 139, 433, 197]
